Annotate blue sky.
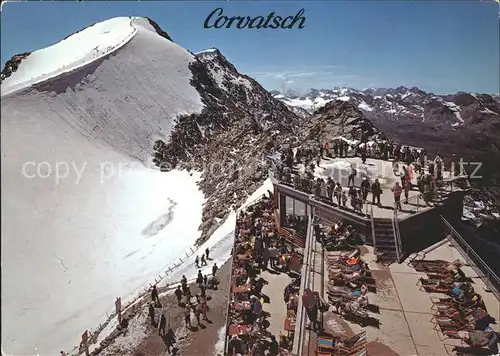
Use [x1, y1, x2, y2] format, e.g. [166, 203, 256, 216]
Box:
[1, 1, 499, 94]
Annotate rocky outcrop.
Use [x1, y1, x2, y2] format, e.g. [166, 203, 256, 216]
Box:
[302, 100, 387, 144]
[146, 17, 174, 42]
[153, 49, 300, 243]
[0, 52, 31, 82]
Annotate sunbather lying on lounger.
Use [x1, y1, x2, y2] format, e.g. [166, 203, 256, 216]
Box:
[330, 270, 364, 283]
[448, 327, 499, 354]
[339, 295, 369, 316]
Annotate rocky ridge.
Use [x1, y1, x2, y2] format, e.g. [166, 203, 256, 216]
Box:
[302, 100, 387, 145]
[153, 48, 302, 243]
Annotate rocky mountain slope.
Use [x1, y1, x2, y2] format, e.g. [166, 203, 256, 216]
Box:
[152, 48, 301, 242]
[301, 100, 387, 145]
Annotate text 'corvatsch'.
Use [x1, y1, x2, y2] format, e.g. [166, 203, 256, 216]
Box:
[204, 8, 306, 29]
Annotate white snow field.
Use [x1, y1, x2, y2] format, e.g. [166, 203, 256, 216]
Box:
[1, 17, 207, 355]
[88, 179, 274, 356]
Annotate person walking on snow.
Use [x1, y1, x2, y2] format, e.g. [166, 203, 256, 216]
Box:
[159, 312, 167, 336]
[212, 263, 218, 276]
[174, 285, 183, 306]
[201, 254, 207, 266]
[200, 295, 209, 320]
[184, 306, 192, 328]
[148, 303, 155, 325]
[205, 247, 210, 260]
[194, 255, 200, 268]
[165, 328, 176, 355]
[196, 270, 204, 288]
[151, 285, 160, 306]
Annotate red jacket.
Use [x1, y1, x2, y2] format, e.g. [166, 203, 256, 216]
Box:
[392, 185, 402, 197]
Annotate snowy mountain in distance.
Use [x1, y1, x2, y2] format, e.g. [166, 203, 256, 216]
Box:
[0, 16, 298, 355]
[274, 86, 500, 128]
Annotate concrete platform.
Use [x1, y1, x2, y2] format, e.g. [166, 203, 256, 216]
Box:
[319, 243, 499, 356]
[261, 270, 293, 338]
[288, 155, 463, 220]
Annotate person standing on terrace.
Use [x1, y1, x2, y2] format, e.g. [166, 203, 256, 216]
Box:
[348, 166, 357, 187]
[360, 177, 370, 201]
[334, 182, 343, 205]
[403, 179, 412, 204]
[302, 288, 320, 331]
[392, 182, 403, 212]
[371, 178, 382, 206]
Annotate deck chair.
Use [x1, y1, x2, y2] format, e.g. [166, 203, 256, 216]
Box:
[335, 330, 367, 355]
[348, 349, 367, 356]
[316, 334, 337, 354]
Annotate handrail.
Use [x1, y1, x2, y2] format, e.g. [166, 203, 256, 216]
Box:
[369, 203, 376, 253]
[391, 209, 402, 262]
[392, 176, 466, 218]
[277, 176, 375, 218]
[440, 216, 500, 300]
[292, 214, 314, 355]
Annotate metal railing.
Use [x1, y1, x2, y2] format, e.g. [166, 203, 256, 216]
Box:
[391, 209, 403, 262]
[440, 216, 500, 300]
[292, 215, 315, 356]
[369, 202, 377, 254]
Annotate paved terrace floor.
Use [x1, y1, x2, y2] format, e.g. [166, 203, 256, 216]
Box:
[318, 243, 499, 356]
[261, 270, 293, 337]
[293, 155, 464, 220]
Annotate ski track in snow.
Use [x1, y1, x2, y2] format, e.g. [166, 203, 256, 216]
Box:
[1, 17, 205, 355]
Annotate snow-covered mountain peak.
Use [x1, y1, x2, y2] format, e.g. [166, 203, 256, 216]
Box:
[274, 86, 500, 129]
[1, 16, 175, 96]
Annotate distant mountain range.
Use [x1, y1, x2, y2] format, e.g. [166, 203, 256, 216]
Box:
[271, 86, 500, 128]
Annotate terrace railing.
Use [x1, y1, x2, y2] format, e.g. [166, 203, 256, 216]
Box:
[440, 216, 500, 300]
[291, 214, 314, 356]
[391, 208, 403, 263]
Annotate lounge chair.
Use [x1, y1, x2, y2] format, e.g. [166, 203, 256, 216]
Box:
[411, 259, 463, 273]
[334, 330, 367, 355]
[326, 248, 360, 262]
[316, 333, 337, 354]
[432, 308, 494, 331]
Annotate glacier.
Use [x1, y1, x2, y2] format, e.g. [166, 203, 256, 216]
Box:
[1, 17, 208, 355]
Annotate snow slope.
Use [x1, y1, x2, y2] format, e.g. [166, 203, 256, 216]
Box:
[2, 17, 137, 96]
[88, 179, 274, 356]
[1, 17, 206, 355]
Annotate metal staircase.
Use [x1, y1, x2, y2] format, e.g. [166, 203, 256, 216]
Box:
[373, 218, 400, 263]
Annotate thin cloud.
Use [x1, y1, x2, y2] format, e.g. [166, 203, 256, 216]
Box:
[247, 65, 347, 81]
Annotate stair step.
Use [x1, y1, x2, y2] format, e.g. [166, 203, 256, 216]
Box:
[375, 236, 396, 241]
[377, 243, 397, 249]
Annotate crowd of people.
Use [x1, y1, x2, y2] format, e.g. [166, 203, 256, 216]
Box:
[274, 136, 462, 215]
[313, 217, 378, 329]
[145, 246, 221, 354]
[226, 194, 304, 355]
[412, 259, 499, 355]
